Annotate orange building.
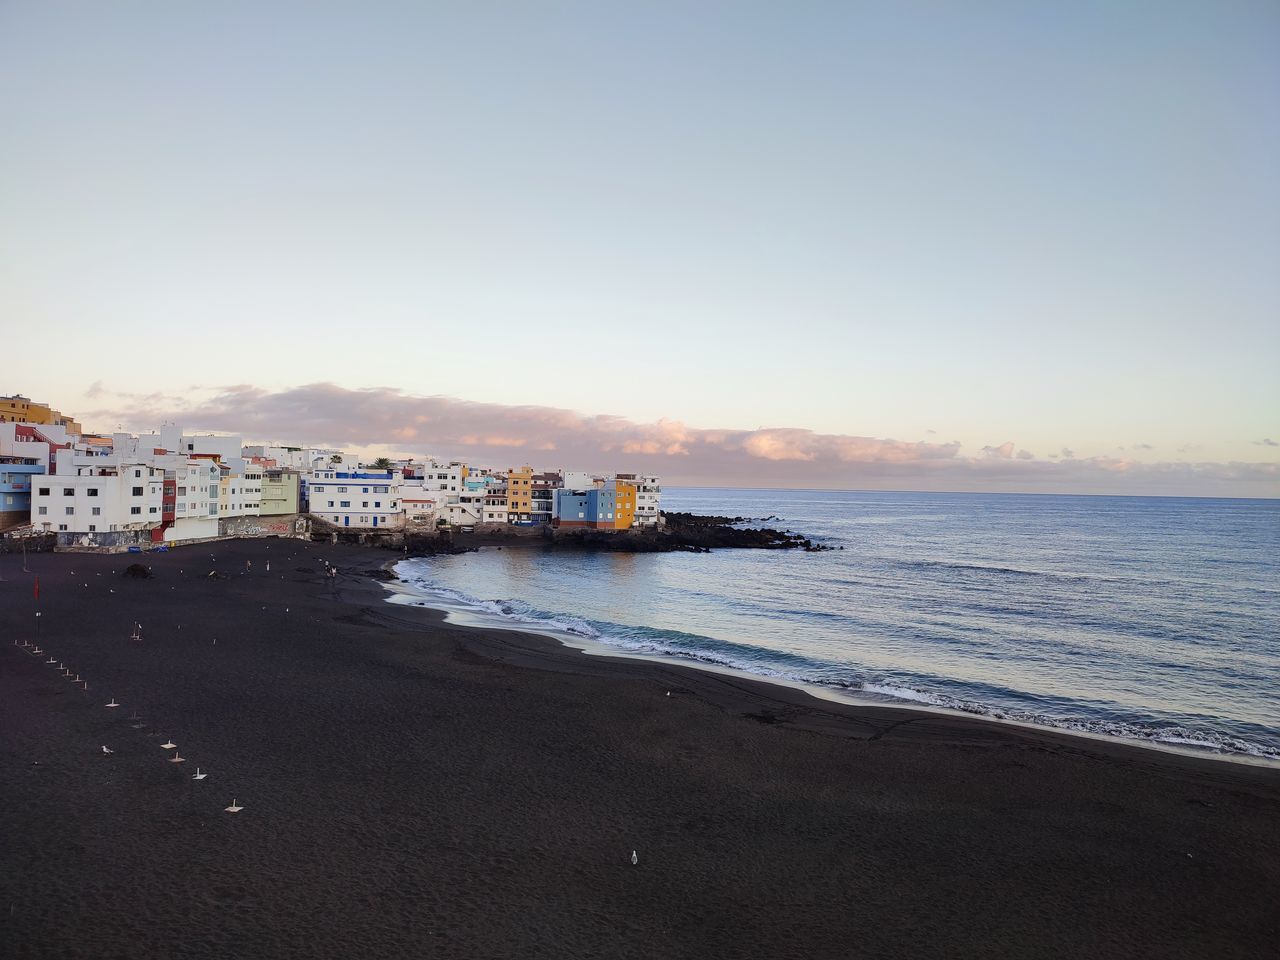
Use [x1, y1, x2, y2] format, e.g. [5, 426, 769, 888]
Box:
[612, 480, 637, 530]
[506, 465, 534, 522]
[0, 395, 82, 435]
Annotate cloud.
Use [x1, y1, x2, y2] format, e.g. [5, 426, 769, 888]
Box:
[1255, 438, 1279, 448]
[77, 382, 1280, 498]
[1133, 443, 1155, 451]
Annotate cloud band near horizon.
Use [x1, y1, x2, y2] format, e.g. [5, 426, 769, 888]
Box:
[79, 382, 1278, 498]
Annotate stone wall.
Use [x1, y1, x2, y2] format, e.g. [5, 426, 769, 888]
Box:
[0, 529, 56, 554]
[218, 514, 310, 540]
[56, 528, 153, 553]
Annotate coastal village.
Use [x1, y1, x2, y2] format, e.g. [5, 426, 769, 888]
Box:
[0, 393, 662, 551]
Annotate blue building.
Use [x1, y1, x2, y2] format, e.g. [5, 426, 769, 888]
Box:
[0, 459, 46, 532]
[553, 486, 619, 530]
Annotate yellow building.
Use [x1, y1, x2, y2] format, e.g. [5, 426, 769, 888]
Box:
[506, 465, 533, 522]
[0, 395, 82, 435]
[613, 480, 637, 530]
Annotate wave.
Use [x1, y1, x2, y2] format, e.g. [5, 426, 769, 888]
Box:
[389, 560, 1280, 762]
[899, 559, 1119, 584]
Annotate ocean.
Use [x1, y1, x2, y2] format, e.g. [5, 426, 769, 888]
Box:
[389, 489, 1280, 761]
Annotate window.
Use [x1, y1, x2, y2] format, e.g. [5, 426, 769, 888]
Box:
[88, 488, 98, 497]
[88, 524, 96, 532]
[339, 500, 350, 508]
[130, 506, 141, 515]
[37, 506, 47, 516]
[362, 501, 369, 508]
[63, 488, 74, 496]
[134, 470, 141, 478]
[149, 507, 158, 514]
[65, 506, 74, 515]
[327, 501, 335, 508]
[58, 523, 67, 531]
[363, 487, 369, 493]
[338, 486, 348, 493]
[132, 486, 143, 496]
[374, 501, 381, 508]
[38, 487, 49, 496]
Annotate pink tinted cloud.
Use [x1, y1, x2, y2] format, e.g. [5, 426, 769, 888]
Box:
[79, 382, 1280, 497]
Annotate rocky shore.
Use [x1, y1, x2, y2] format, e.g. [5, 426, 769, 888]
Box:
[400, 512, 829, 557]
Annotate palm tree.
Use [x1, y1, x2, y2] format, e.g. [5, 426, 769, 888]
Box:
[371, 457, 393, 471]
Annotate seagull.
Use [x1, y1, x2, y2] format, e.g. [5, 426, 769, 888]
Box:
[161, 739, 176, 750]
[105, 698, 120, 708]
[224, 799, 243, 813]
[101, 746, 114, 755]
[631, 850, 638, 865]
[192, 768, 207, 780]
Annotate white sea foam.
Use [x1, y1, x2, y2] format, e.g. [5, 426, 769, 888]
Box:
[389, 558, 1280, 763]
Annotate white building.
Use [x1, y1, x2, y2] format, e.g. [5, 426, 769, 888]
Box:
[617, 473, 662, 527]
[423, 460, 468, 496]
[443, 491, 485, 528]
[243, 444, 345, 472]
[307, 469, 404, 530]
[30, 463, 163, 535]
[482, 489, 509, 524]
[398, 477, 439, 523]
[560, 470, 594, 490]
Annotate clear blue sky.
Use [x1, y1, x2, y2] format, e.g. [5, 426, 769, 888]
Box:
[1, 1, 1277, 492]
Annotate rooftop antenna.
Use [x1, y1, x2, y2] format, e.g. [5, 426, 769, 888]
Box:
[160, 738, 176, 750]
[192, 768, 207, 780]
[224, 799, 243, 813]
[105, 697, 119, 708]
[168, 752, 185, 764]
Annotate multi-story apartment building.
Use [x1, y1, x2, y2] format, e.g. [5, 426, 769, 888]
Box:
[0, 458, 44, 531]
[530, 471, 559, 525]
[482, 488, 509, 524]
[616, 474, 662, 527]
[308, 470, 403, 529]
[0, 395, 82, 435]
[552, 480, 641, 531]
[506, 465, 533, 523]
[30, 463, 164, 536]
[260, 469, 300, 515]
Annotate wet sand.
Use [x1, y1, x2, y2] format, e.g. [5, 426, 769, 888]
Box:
[1, 539, 1277, 959]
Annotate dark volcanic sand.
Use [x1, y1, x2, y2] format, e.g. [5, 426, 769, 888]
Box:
[1, 540, 1277, 960]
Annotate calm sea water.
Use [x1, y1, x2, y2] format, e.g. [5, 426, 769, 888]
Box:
[392, 489, 1280, 760]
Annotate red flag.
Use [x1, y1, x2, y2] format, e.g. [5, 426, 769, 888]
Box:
[33, 577, 39, 601]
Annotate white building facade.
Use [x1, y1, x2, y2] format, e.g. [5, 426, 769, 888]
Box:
[30, 463, 163, 535]
[307, 470, 404, 530]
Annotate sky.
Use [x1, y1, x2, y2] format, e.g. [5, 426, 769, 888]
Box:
[1, 1, 1277, 496]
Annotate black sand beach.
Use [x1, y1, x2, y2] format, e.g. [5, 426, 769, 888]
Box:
[2, 539, 1277, 959]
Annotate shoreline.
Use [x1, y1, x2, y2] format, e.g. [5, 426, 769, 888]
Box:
[3, 539, 1278, 959]
[385, 552, 1280, 769]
